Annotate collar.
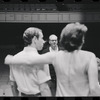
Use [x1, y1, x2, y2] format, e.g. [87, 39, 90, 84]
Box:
[23, 46, 38, 53]
[49, 46, 58, 52]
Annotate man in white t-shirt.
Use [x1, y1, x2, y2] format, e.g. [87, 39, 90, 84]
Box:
[5, 27, 51, 96]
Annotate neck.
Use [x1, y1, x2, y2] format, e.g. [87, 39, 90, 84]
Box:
[51, 46, 58, 50]
[27, 44, 36, 49]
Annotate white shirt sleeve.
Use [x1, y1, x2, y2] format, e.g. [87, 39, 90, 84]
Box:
[43, 64, 51, 77]
[9, 65, 15, 81]
[37, 65, 51, 84]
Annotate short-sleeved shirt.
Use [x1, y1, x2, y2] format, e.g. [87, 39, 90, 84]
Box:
[52, 50, 97, 96]
[9, 65, 15, 81]
[10, 47, 51, 95]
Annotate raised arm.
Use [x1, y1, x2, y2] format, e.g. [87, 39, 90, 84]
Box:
[88, 53, 100, 96]
[5, 52, 55, 66]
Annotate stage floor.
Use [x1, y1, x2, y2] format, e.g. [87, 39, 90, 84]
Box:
[0, 64, 13, 96]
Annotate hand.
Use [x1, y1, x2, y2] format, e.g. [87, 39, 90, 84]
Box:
[4, 54, 13, 64]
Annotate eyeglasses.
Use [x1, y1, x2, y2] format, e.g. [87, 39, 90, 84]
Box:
[50, 40, 57, 41]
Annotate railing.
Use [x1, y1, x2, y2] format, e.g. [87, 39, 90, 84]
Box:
[0, 4, 57, 12]
[0, 4, 100, 22]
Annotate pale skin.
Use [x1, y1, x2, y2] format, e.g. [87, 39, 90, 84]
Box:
[5, 52, 54, 65]
[10, 81, 19, 96]
[49, 35, 58, 50]
[4, 50, 100, 96]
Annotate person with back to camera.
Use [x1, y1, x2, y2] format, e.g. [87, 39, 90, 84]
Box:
[5, 27, 51, 96]
[5, 22, 100, 96]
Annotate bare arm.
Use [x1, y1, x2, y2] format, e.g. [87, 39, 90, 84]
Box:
[5, 52, 55, 66]
[40, 82, 52, 96]
[88, 53, 100, 96]
[10, 81, 19, 96]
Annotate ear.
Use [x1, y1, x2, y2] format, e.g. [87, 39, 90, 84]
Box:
[32, 36, 37, 44]
[49, 40, 51, 44]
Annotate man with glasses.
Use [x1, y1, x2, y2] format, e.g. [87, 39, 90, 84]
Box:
[42, 34, 59, 96]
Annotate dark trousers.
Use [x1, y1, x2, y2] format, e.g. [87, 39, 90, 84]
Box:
[48, 79, 56, 96]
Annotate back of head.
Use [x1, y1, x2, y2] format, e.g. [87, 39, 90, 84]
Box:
[23, 27, 42, 46]
[60, 22, 88, 52]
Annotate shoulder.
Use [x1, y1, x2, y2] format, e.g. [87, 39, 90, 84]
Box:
[13, 50, 24, 58]
[79, 50, 96, 59]
[80, 50, 96, 56]
[58, 46, 62, 51]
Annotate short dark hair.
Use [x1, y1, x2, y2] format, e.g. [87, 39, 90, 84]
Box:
[23, 27, 42, 46]
[60, 22, 88, 52]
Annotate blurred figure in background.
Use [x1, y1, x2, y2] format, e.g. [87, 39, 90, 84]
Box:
[41, 34, 59, 96]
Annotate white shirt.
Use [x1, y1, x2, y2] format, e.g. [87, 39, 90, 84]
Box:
[10, 47, 51, 94]
[49, 46, 58, 52]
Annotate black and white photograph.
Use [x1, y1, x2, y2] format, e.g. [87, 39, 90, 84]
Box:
[0, 0, 100, 99]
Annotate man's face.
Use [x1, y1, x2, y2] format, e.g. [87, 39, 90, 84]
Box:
[49, 36, 58, 48]
[35, 32, 45, 51]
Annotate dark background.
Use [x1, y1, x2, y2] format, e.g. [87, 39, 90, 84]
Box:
[0, 22, 100, 57]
